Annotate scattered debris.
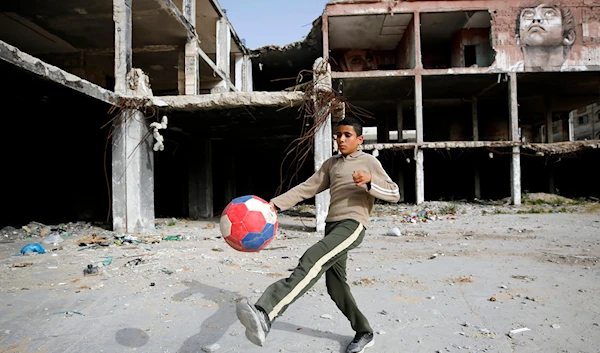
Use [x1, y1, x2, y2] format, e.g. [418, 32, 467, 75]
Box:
[41, 233, 64, 245]
[508, 327, 530, 337]
[83, 264, 99, 277]
[489, 297, 497, 302]
[79, 234, 110, 247]
[386, 227, 402, 236]
[54, 311, 83, 316]
[125, 258, 144, 267]
[12, 262, 33, 268]
[163, 235, 183, 241]
[320, 314, 332, 320]
[511, 275, 536, 281]
[202, 343, 221, 352]
[452, 277, 474, 283]
[102, 256, 113, 266]
[20, 243, 45, 255]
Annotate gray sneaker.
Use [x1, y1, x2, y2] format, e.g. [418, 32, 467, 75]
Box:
[346, 332, 374, 353]
[236, 298, 271, 346]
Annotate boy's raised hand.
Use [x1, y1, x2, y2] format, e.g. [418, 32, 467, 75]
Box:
[352, 170, 371, 187]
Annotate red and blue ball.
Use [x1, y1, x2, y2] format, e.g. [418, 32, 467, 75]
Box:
[219, 195, 278, 252]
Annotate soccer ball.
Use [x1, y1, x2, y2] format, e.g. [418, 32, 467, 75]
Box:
[219, 195, 278, 252]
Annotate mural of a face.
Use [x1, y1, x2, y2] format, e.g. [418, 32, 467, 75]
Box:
[520, 5, 565, 46]
[517, 3, 576, 70]
[341, 49, 378, 72]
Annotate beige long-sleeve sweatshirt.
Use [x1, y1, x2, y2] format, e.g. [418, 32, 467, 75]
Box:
[271, 151, 400, 226]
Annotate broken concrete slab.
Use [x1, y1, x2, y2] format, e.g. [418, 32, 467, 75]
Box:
[152, 91, 306, 111]
[0, 39, 117, 105]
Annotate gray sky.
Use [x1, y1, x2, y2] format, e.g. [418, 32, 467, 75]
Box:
[218, 0, 328, 49]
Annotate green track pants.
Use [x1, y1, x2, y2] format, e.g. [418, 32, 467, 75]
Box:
[255, 219, 372, 334]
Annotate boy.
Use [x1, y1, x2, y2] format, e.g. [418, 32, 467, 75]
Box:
[236, 117, 400, 353]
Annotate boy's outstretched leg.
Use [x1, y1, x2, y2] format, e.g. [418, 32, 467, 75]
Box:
[236, 298, 271, 346]
[346, 332, 375, 353]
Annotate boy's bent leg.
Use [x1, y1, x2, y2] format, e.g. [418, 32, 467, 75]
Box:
[236, 298, 271, 346]
[326, 253, 373, 334]
[256, 220, 365, 323]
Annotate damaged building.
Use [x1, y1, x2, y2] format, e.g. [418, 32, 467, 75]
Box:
[1, 0, 599, 234]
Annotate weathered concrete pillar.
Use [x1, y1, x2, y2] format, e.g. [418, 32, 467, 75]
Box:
[397, 101, 403, 142]
[183, 0, 199, 95]
[211, 18, 231, 93]
[313, 58, 333, 233]
[561, 118, 570, 142]
[396, 167, 405, 203]
[234, 54, 244, 91]
[112, 110, 155, 233]
[545, 96, 554, 143]
[508, 72, 521, 205]
[472, 96, 481, 199]
[568, 113, 575, 141]
[234, 54, 253, 92]
[243, 55, 253, 92]
[415, 74, 425, 204]
[177, 49, 185, 95]
[377, 116, 389, 143]
[396, 101, 405, 202]
[112, 0, 155, 233]
[188, 138, 213, 219]
[113, 0, 132, 95]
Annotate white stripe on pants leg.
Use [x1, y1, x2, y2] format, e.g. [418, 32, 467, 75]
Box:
[267, 222, 364, 322]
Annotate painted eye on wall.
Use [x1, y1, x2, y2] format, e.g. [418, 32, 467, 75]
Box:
[522, 10, 535, 18]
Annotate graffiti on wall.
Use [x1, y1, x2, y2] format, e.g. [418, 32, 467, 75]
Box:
[332, 49, 378, 72]
[516, 2, 576, 71]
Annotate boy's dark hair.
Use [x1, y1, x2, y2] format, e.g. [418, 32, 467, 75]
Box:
[337, 117, 363, 136]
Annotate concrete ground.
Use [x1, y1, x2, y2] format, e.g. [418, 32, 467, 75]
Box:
[0, 200, 599, 353]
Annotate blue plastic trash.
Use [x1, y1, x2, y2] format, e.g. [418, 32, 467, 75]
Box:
[20, 243, 46, 255]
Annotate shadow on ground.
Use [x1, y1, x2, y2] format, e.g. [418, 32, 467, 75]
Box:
[173, 280, 351, 353]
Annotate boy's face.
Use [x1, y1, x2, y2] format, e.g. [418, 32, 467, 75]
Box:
[335, 125, 363, 156]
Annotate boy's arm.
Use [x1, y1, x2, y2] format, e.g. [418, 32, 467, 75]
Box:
[354, 157, 400, 203]
[270, 159, 331, 211]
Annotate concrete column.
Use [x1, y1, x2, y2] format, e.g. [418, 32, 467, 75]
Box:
[568, 113, 574, 141]
[112, 110, 155, 233]
[472, 96, 481, 199]
[415, 74, 425, 204]
[546, 95, 556, 194]
[183, 0, 199, 95]
[508, 72, 521, 205]
[397, 102, 403, 141]
[234, 53, 244, 91]
[472, 97, 479, 141]
[561, 117, 570, 141]
[189, 138, 213, 219]
[243, 55, 253, 92]
[112, 0, 155, 233]
[377, 116, 389, 143]
[313, 58, 333, 233]
[113, 0, 132, 95]
[211, 18, 231, 93]
[177, 49, 185, 95]
[396, 166, 405, 202]
[545, 96, 554, 143]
